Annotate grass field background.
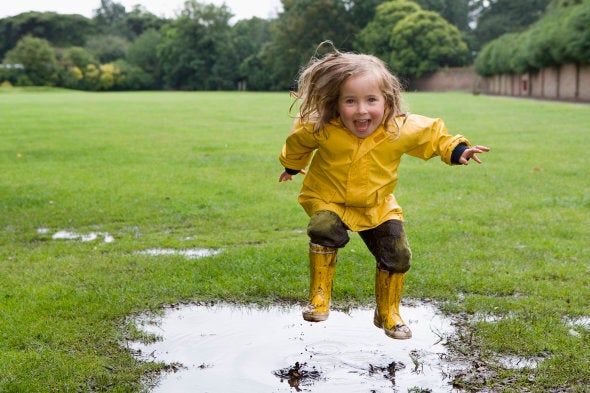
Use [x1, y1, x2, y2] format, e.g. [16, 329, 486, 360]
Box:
[0, 88, 588, 391]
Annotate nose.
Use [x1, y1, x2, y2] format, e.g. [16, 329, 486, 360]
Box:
[357, 102, 368, 114]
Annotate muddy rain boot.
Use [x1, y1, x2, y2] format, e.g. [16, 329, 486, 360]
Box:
[302, 243, 337, 322]
[374, 268, 412, 339]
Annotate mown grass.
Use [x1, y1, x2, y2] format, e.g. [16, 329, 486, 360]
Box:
[0, 89, 588, 392]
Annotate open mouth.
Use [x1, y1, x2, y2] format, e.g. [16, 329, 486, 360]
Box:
[354, 119, 371, 132]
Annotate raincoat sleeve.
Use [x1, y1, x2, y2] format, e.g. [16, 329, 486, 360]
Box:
[279, 123, 319, 171]
[402, 114, 470, 165]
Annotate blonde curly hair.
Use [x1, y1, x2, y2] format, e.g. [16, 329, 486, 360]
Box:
[291, 43, 404, 134]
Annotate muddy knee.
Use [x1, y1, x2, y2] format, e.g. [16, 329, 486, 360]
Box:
[359, 220, 412, 273]
[377, 236, 411, 273]
[307, 210, 349, 248]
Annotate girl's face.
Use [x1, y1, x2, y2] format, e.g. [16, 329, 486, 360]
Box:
[337, 72, 385, 138]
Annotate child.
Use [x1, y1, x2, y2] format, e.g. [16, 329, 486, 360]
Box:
[278, 47, 489, 340]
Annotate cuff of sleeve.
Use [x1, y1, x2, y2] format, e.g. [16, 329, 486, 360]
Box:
[451, 143, 469, 165]
[285, 168, 300, 175]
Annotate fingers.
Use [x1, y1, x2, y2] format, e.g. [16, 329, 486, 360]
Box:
[468, 145, 489, 164]
[472, 145, 490, 153]
[279, 173, 292, 182]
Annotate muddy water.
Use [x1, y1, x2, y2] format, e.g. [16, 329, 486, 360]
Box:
[128, 302, 462, 392]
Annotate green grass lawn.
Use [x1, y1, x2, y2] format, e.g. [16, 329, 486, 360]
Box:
[0, 88, 588, 392]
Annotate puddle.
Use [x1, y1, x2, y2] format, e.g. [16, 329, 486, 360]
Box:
[495, 355, 545, 370]
[38, 228, 220, 259]
[127, 302, 462, 392]
[564, 316, 590, 338]
[136, 248, 220, 259]
[565, 316, 590, 329]
[39, 228, 115, 243]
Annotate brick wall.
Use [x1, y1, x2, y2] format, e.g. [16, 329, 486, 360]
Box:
[478, 63, 590, 102]
[410, 67, 477, 91]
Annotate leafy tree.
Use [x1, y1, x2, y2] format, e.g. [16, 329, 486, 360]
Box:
[473, 0, 551, 49]
[474, 33, 520, 76]
[413, 0, 471, 31]
[122, 5, 167, 40]
[65, 46, 98, 70]
[342, 0, 390, 31]
[0, 12, 95, 60]
[558, 1, 590, 64]
[3, 36, 57, 85]
[474, 1, 590, 75]
[126, 29, 162, 87]
[354, 0, 421, 60]
[389, 10, 469, 80]
[93, 0, 127, 35]
[263, 0, 358, 90]
[547, 0, 585, 8]
[113, 59, 155, 90]
[157, 0, 237, 90]
[230, 17, 272, 90]
[92, 1, 167, 40]
[85, 34, 129, 63]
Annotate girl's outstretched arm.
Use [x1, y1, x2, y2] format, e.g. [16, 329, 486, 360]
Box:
[458, 145, 490, 165]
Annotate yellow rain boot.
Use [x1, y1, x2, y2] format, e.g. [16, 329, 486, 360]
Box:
[302, 243, 337, 322]
[374, 268, 412, 339]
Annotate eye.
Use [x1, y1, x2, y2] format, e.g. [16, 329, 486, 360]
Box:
[344, 98, 355, 104]
[368, 97, 379, 103]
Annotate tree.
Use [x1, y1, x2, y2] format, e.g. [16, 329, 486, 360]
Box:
[413, 0, 471, 32]
[3, 36, 57, 85]
[85, 34, 129, 63]
[92, 1, 167, 40]
[122, 5, 167, 40]
[0, 12, 95, 60]
[474, 1, 590, 75]
[126, 29, 162, 88]
[93, 0, 127, 35]
[547, 0, 585, 9]
[389, 10, 469, 81]
[556, 1, 590, 64]
[354, 0, 421, 60]
[58, 47, 97, 89]
[474, 33, 521, 76]
[113, 59, 155, 90]
[342, 0, 390, 32]
[230, 17, 272, 90]
[473, 0, 551, 50]
[262, 0, 357, 90]
[157, 0, 237, 90]
[65, 46, 98, 70]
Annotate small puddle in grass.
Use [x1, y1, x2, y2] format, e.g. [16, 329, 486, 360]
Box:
[127, 302, 461, 392]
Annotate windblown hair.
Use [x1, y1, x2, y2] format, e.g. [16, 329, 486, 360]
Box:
[291, 43, 404, 134]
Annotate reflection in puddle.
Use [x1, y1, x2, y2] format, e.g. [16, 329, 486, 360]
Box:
[127, 302, 461, 392]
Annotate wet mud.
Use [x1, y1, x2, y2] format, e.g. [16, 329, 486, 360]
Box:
[127, 302, 463, 392]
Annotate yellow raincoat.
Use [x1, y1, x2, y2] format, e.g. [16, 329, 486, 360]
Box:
[279, 114, 471, 232]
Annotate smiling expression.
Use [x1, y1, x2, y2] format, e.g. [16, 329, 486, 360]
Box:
[338, 72, 385, 138]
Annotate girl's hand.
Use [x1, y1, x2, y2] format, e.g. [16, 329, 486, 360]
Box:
[459, 145, 490, 165]
[279, 169, 306, 182]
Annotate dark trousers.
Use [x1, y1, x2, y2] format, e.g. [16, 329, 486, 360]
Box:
[307, 210, 412, 273]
